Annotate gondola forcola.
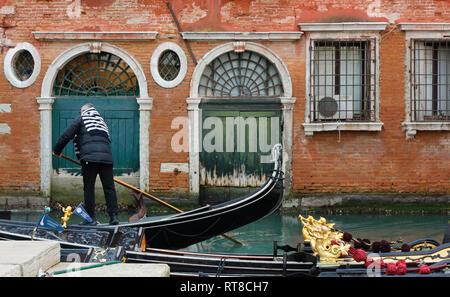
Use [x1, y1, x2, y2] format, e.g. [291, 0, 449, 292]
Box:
[0, 144, 284, 250]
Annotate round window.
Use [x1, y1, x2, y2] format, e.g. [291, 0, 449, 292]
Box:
[13, 50, 35, 81]
[151, 42, 187, 88]
[158, 50, 181, 81]
[4, 42, 41, 88]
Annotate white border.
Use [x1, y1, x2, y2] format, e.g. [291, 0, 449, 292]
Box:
[4, 42, 41, 88]
[151, 42, 187, 88]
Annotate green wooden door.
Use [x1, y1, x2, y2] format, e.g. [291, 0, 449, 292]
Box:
[52, 97, 139, 175]
[199, 99, 281, 188]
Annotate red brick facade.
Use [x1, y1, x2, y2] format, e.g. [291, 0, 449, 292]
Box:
[0, 0, 448, 200]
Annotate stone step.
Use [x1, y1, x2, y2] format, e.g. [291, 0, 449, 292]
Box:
[47, 262, 170, 277]
[0, 240, 170, 277]
[0, 241, 60, 277]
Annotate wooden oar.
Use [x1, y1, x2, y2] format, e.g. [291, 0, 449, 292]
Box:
[57, 154, 244, 245]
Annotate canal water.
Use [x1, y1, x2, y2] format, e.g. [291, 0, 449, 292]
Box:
[185, 212, 449, 254]
[5, 210, 448, 255]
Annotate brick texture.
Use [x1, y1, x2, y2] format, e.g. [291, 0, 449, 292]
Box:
[0, 0, 449, 197]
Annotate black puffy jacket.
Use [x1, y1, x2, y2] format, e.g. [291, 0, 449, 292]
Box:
[53, 108, 113, 164]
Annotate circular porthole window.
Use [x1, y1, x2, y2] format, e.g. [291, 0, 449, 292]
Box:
[151, 42, 187, 88]
[4, 42, 41, 88]
[158, 50, 181, 81]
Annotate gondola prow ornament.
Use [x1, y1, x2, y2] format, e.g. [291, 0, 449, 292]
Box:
[299, 215, 351, 263]
[60, 206, 73, 229]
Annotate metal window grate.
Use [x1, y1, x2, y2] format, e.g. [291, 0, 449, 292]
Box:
[198, 50, 284, 97]
[309, 39, 376, 122]
[410, 39, 450, 121]
[158, 50, 181, 81]
[53, 52, 139, 97]
[13, 50, 34, 81]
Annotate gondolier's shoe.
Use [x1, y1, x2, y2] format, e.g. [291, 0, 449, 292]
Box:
[109, 214, 119, 225]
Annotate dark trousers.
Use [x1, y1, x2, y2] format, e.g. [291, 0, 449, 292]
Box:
[81, 162, 118, 219]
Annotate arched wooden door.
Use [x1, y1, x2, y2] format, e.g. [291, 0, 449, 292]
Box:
[197, 50, 283, 201]
[51, 52, 140, 175]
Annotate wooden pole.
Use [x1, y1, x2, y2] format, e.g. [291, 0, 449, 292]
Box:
[58, 154, 244, 245]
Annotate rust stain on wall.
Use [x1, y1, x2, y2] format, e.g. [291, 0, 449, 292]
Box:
[83, 0, 115, 7]
[170, 0, 393, 32]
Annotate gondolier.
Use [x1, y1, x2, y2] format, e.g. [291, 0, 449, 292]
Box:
[53, 103, 119, 225]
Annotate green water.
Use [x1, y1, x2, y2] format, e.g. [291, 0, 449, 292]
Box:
[6, 211, 448, 255]
[184, 213, 449, 255]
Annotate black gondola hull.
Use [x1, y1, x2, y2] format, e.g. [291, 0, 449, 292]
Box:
[0, 146, 284, 250]
[142, 180, 282, 249]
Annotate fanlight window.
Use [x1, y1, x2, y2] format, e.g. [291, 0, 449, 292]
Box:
[53, 52, 139, 96]
[198, 51, 283, 97]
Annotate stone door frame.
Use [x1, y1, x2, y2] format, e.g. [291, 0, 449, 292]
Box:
[187, 42, 296, 195]
[37, 42, 153, 196]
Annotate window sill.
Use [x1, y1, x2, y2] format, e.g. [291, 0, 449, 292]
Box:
[401, 121, 450, 139]
[302, 122, 383, 137]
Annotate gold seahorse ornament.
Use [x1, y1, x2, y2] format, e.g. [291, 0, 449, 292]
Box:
[299, 215, 351, 263]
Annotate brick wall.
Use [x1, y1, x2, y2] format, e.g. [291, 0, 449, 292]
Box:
[0, 0, 448, 198]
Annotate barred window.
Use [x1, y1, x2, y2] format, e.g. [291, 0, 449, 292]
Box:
[309, 39, 376, 122]
[410, 39, 450, 121]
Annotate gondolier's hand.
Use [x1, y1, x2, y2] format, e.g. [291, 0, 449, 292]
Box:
[53, 152, 62, 157]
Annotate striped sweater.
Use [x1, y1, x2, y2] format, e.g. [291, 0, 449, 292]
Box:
[73, 107, 110, 157]
[54, 106, 114, 164]
[81, 107, 110, 139]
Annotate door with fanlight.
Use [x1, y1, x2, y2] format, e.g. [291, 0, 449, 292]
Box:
[197, 50, 284, 202]
[51, 52, 140, 176]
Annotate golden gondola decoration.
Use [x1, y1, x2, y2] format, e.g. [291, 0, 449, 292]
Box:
[299, 214, 450, 276]
[60, 205, 73, 229]
[299, 215, 351, 263]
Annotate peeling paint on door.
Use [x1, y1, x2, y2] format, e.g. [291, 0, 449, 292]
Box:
[200, 163, 269, 187]
[199, 105, 281, 188]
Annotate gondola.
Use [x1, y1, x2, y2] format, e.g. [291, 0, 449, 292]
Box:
[0, 225, 317, 277]
[299, 215, 450, 277]
[0, 227, 317, 277]
[317, 244, 450, 277]
[124, 242, 318, 277]
[0, 144, 284, 250]
[0, 214, 449, 277]
[2, 224, 448, 278]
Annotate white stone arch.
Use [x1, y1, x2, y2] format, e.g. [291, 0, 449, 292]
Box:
[37, 42, 153, 196]
[187, 42, 295, 194]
